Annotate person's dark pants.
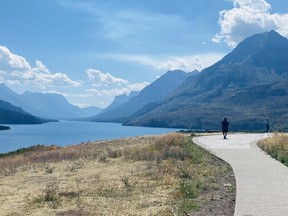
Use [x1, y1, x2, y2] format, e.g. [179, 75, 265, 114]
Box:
[223, 130, 228, 139]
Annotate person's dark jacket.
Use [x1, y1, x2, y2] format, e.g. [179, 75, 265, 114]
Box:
[221, 119, 229, 132]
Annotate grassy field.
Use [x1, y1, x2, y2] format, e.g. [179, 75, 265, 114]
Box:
[258, 133, 288, 166]
[0, 133, 235, 216]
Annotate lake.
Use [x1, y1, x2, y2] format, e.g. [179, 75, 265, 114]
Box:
[0, 121, 180, 153]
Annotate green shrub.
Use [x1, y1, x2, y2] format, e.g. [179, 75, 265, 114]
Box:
[33, 181, 61, 209]
[179, 180, 199, 199]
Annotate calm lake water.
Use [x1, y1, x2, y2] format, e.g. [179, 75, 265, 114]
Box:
[0, 121, 180, 153]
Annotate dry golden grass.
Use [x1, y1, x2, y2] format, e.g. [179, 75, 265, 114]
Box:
[258, 133, 288, 166]
[0, 133, 235, 216]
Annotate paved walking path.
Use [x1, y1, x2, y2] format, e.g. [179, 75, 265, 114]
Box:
[193, 133, 288, 216]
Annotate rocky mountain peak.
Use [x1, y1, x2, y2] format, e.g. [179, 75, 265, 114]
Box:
[221, 30, 288, 65]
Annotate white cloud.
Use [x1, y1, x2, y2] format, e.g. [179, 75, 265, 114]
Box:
[0, 46, 81, 89]
[0, 46, 31, 71]
[94, 53, 225, 73]
[87, 81, 149, 97]
[213, 0, 288, 48]
[87, 88, 126, 97]
[128, 81, 150, 91]
[156, 57, 203, 72]
[0, 46, 31, 69]
[34, 60, 50, 73]
[74, 103, 93, 108]
[99, 53, 158, 68]
[87, 69, 128, 86]
[86, 67, 149, 99]
[44, 90, 69, 97]
[155, 53, 226, 72]
[40, 72, 81, 88]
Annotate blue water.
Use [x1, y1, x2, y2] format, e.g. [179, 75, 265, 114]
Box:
[0, 121, 180, 153]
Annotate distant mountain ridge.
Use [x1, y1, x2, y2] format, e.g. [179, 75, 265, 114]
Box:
[101, 91, 139, 113]
[124, 30, 288, 131]
[2, 30, 288, 130]
[0, 83, 45, 117]
[21, 91, 102, 119]
[90, 70, 194, 122]
[0, 100, 43, 124]
[0, 83, 102, 123]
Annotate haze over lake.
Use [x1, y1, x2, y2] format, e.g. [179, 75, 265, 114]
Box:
[0, 121, 180, 154]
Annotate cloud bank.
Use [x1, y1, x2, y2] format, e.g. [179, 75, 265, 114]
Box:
[0, 45, 150, 107]
[156, 57, 203, 72]
[86, 68, 149, 97]
[87, 69, 128, 86]
[213, 0, 288, 47]
[0, 46, 81, 89]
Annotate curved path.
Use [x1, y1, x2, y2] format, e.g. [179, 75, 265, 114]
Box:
[193, 133, 288, 216]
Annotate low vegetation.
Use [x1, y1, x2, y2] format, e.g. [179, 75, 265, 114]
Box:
[258, 133, 288, 166]
[0, 133, 235, 216]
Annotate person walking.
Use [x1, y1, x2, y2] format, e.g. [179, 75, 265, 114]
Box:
[266, 119, 270, 133]
[221, 118, 229, 139]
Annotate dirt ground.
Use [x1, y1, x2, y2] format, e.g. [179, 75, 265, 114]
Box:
[189, 156, 236, 216]
[0, 134, 236, 216]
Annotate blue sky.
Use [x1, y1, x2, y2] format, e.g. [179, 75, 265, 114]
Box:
[1, 0, 288, 108]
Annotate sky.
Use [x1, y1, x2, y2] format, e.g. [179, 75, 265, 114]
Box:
[1, 0, 288, 108]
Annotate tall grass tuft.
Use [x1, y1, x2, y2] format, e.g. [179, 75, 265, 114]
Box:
[258, 133, 288, 166]
[32, 181, 61, 209]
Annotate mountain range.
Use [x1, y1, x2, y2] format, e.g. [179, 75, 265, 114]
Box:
[89, 70, 195, 122]
[88, 30, 288, 132]
[21, 91, 102, 120]
[123, 30, 288, 131]
[1, 30, 288, 131]
[100, 91, 139, 113]
[0, 83, 102, 124]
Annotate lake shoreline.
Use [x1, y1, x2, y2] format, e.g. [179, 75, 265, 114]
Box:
[0, 125, 10, 130]
[0, 121, 181, 154]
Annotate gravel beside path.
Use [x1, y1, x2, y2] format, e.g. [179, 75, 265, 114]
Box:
[193, 133, 288, 216]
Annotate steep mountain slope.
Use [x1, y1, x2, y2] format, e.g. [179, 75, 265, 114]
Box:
[90, 70, 194, 122]
[0, 100, 43, 124]
[125, 31, 288, 131]
[0, 83, 45, 117]
[197, 30, 288, 91]
[101, 91, 139, 113]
